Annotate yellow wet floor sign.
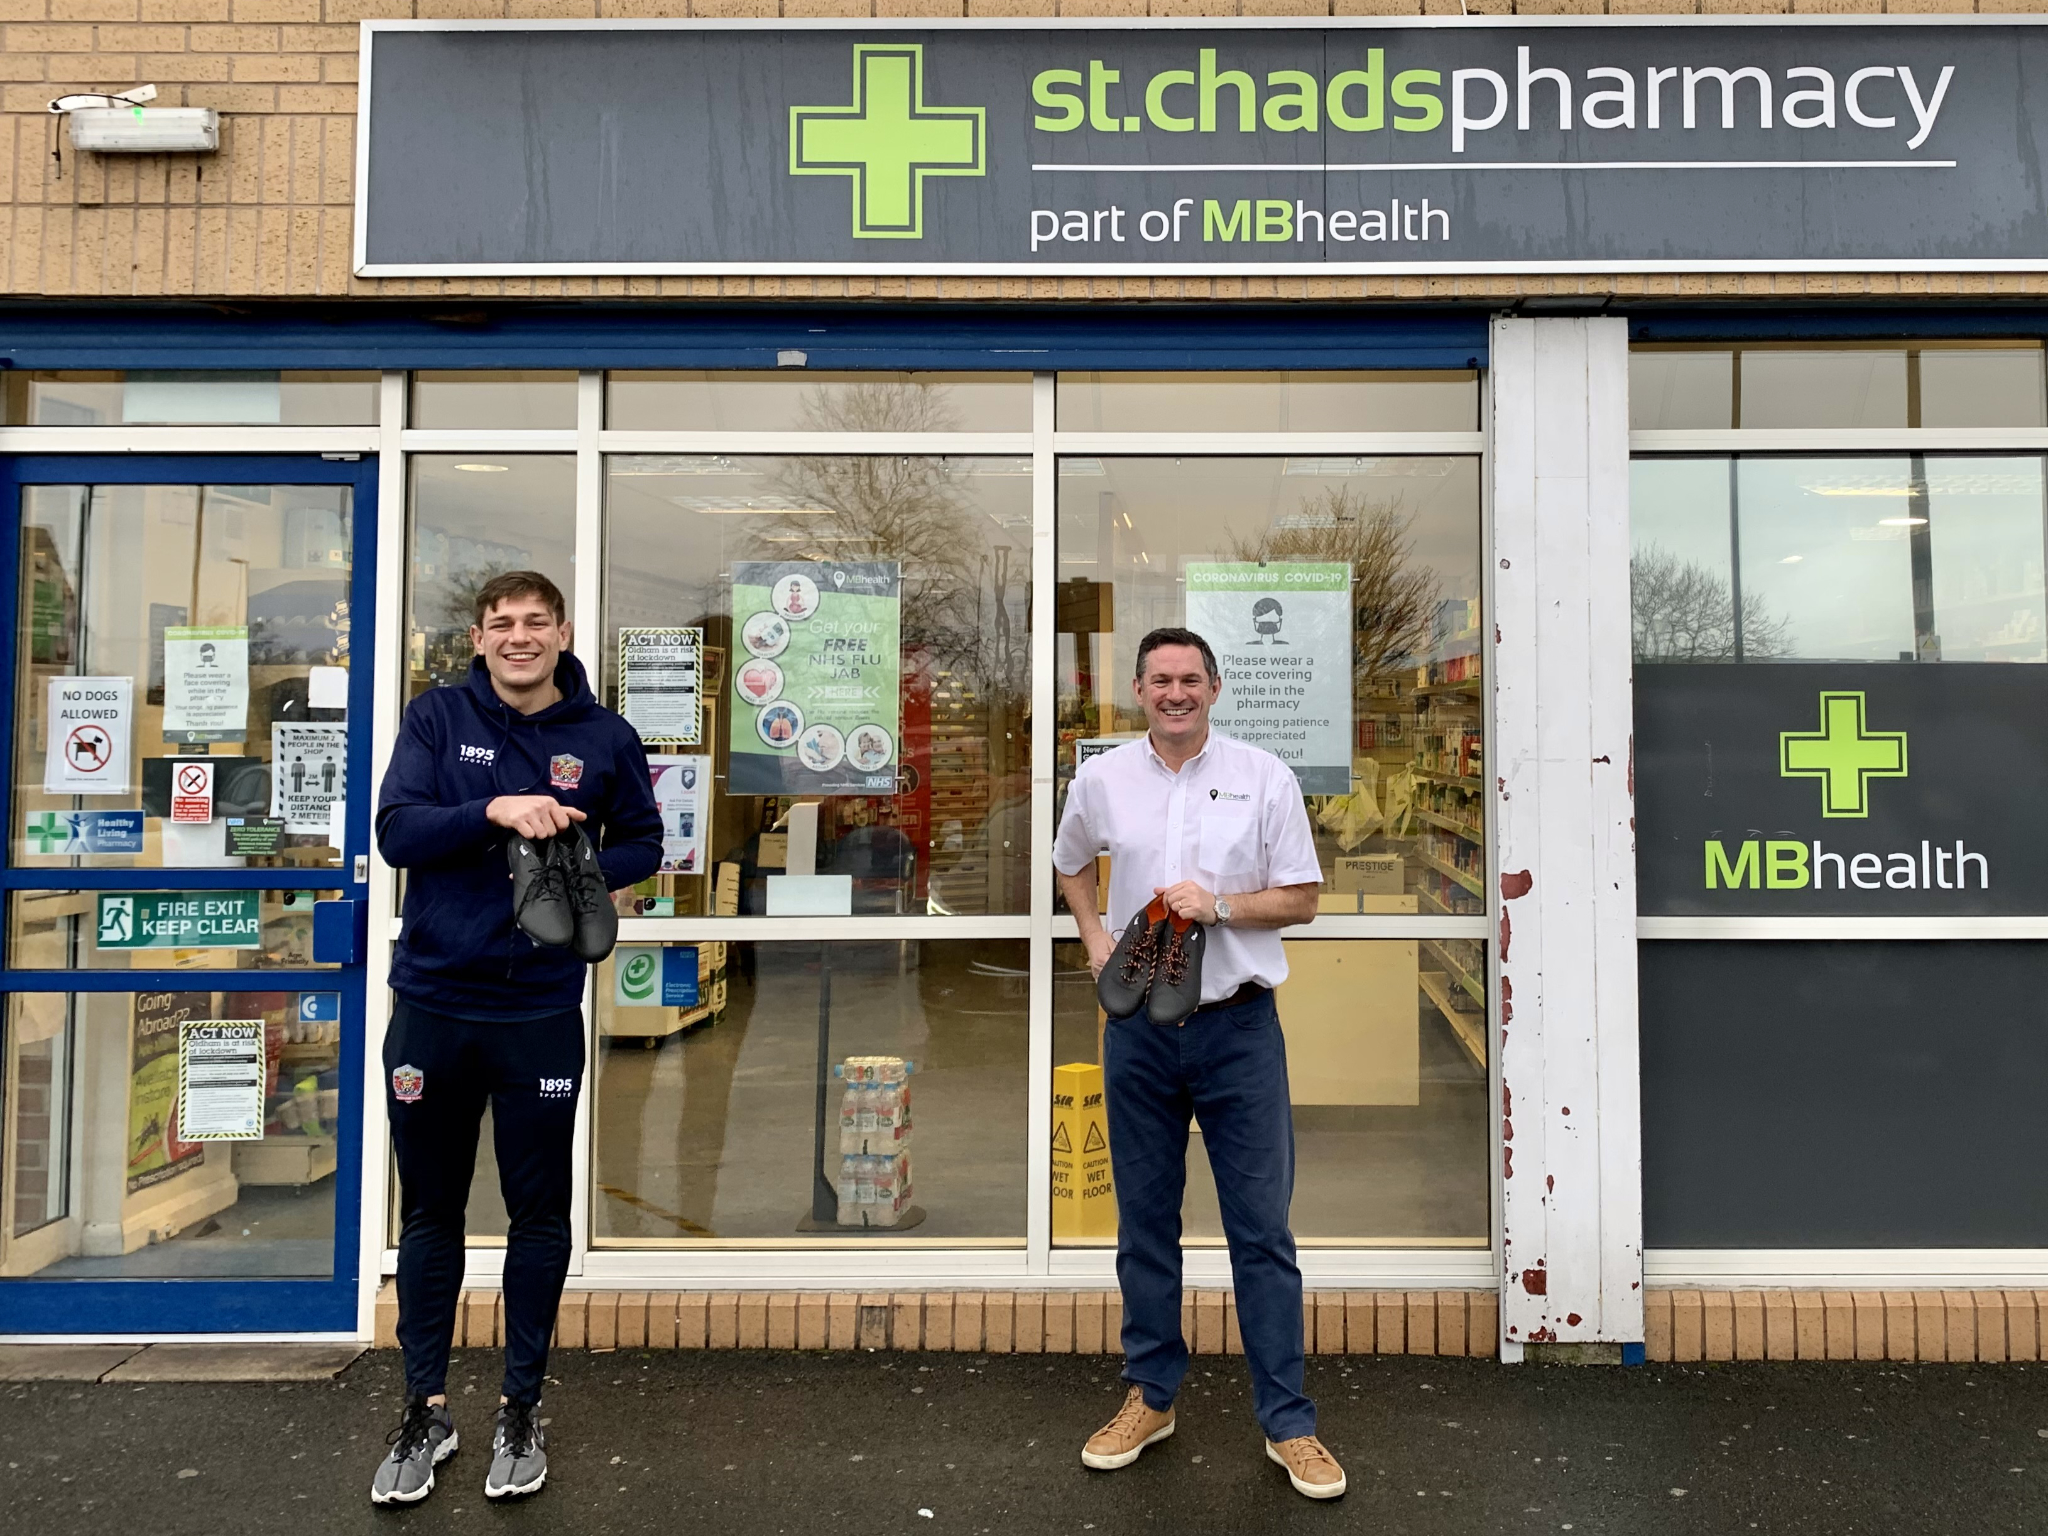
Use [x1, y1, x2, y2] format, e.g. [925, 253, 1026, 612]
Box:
[1052, 1062, 1116, 1240]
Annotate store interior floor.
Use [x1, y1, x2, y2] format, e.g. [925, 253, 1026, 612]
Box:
[567, 942, 1488, 1249]
[40, 1181, 336, 1279]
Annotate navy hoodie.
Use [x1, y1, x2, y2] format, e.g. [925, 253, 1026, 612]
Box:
[376, 653, 663, 1018]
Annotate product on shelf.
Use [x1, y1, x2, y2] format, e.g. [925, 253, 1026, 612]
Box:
[833, 1055, 917, 1228]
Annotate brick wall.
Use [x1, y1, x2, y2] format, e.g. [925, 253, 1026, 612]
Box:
[3, 0, 2042, 302]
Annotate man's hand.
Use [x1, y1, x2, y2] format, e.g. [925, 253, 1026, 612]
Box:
[487, 795, 586, 840]
[1155, 880, 1219, 926]
[1083, 927, 1115, 979]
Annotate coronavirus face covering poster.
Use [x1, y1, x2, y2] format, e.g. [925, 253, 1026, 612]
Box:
[729, 561, 901, 796]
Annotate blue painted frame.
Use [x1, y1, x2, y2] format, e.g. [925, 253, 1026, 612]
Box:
[0, 453, 377, 1334]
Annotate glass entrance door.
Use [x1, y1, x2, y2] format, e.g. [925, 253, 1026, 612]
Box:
[0, 456, 376, 1333]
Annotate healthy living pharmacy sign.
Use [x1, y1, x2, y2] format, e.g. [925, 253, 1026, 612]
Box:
[358, 19, 2048, 276]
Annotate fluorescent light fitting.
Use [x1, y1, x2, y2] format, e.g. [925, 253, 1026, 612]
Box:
[453, 463, 510, 473]
[1877, 516, 1930, 527]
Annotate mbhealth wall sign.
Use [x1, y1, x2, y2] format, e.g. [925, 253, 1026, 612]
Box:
[359, 19, 2048, 275]
[1634, 664, 2048, 916]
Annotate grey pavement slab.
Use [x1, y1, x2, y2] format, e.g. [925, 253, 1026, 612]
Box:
[0, 1345, 142, 1382]
[5, 1346, 2048, 1534]
[100, 1343, 365, 1383]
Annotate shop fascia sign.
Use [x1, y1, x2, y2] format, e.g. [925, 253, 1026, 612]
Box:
[356, 18, 2048, 276]
[1702, 691, 1989, 898]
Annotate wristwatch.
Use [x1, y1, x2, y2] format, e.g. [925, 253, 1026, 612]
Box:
[1214, 896, 1232, 927]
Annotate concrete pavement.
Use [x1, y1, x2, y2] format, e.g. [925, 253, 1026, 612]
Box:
[4, 1346, 2046, 1534]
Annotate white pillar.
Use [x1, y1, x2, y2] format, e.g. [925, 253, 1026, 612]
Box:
[1489, 316, 1643, 1353]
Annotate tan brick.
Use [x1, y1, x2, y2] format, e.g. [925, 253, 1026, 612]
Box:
[891, 1294, 923, 1351]
[0, 0, 50, 18]
[952, 1293, 984, 1352]
[145, 0, 227, 16]
[984, 1292, 1015, 1353]
[1726, 1291, 1760, 1360]
[1761, 1293, 1792, 1359]
[281, 22, 358, 48]
[857, 1293, 890, 1352]
[325, 0, 404, 16]
[49, 0, 138, 18]
[7, 23, 96, 49]
[465, 1291, 500, 1347]
[966, 0, 1055, 12]
[825, 1293, 858, 1350]
[554, 1291, 589, 1349]
[1181, 1292, 1195, 1350]
[1846, 1292, 1881, 1361]
[647, 1293, 680, 1350]
[689, 0, 774, 12]
[1195, 1291, 1225, 1355]
[1106, 1294, 1123, 1355]
[373, 1278, 399, 1348]
[1313, 1294, 1345, 1355]
[922, 1295, 954, 1353]
[233, 52, 322, 80]
[1045, 1292, 1076, 1354]
[1224, 1294, 1243, 1356]
[191, 21, 279, 46]
[737, 1293, 769, 1349]
[670, 1292, 705, 1349]
[276, 82, 354, 110]
[1014, 1292, 1045, 1354]
[1944, 1292, 1977, 1363]
[507, 0, 595, 12]
[135, 53, 233, 81]
[1644, 1290, 1673, 1361]
[1975, 1294, 2007, 1364]
[1075, 1292, 1105, 1355]
[190, 84, 278, 110]
[1671, 1291, 1704, 1362]
[599, 0, 689, 11]
[133, 205, 167, 295]
[0, 52, 45, 80]
[97, 21, 187, 46]
[797, 1294, 828, 1351]
[1376, 1292, 1406, 1353]
[1881, 1293, 1915, 1361]
[1435, 1293, 1467, 1359]
[2005, 1292, 2039, 1362]
[1698, 1291, 1733, 1362]
[1406, 1292, 1438, 1356]
[323, 52, 356, 82]
[231, 0, 319, 17]
[1468, 1290, 1498, 1358]
[1792, 1291, 1824, 1360]
[706, 1291, 740, 1350]
[579, 1292, 615, 1350]
[1914, 1292, 1946, 1361]
[875, 0, 961, 12]
[1821, 1292, 1854, 1361]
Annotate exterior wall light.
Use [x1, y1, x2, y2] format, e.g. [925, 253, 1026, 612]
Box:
[48, 87, 220, 154]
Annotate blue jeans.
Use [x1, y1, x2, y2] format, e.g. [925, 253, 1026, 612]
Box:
[1104, 988, 1315, 1442]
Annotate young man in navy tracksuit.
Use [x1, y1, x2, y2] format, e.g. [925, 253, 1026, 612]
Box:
[369, 570, 661, 1505]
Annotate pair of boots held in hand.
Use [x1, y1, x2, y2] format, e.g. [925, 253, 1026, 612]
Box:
[507, 823, 618, 963]
[1097, 895, 1206, 1025]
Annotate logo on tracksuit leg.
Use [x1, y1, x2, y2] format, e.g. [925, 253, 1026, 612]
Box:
[549, 754, 584, 789]
[391, 1064, 424, 1103]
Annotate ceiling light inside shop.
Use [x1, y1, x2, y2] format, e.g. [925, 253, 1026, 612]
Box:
[665, 495, 836, 515]
[453, 463, 509, 473]
[1781, 554, 1804, 563]
[1877, 516, 1930, 526]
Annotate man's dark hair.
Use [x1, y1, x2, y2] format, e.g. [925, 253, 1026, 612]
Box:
[1134, 626, 1219, 683]
[472, 570, 568, 628]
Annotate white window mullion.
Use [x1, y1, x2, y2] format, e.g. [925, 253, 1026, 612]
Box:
[567, 370, 605, 1275]
[1026, 371, 1058, 1275]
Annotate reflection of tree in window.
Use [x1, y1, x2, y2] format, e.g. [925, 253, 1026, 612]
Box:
[1224, 485, 1440, 683]
[1630, 545, 1792, 661]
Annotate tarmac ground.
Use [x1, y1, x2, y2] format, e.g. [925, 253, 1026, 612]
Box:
[4, 1345, 2047, 1535]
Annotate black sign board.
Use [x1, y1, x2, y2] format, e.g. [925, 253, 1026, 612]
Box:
[1634, 663, 2048, 917]
[360, 19, 2048, 276]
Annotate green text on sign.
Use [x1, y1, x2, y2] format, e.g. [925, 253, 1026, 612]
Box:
[94, 891, 262, 950]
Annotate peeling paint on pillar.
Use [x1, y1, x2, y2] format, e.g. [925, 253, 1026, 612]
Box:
[1522, 1268, 1548, 1296]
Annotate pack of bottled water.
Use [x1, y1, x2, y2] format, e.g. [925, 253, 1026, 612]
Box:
[834, 1055, 915, 1228]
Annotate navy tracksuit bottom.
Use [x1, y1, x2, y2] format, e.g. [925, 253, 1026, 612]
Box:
[383, 997, 585, 1406]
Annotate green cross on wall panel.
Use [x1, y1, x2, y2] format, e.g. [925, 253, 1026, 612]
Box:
[1779, 691, 1908, 818]
[790, 44, 985, 239]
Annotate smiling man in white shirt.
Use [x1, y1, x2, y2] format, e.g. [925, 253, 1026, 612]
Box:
[1052, 626, 1345, 1501]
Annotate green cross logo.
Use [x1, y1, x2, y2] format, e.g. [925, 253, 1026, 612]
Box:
[1779, 692, 1908, 818]
[790, 44, 985, 240]
[25, 811, 66, 853]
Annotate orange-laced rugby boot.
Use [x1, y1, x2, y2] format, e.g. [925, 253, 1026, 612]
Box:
[1080, 1386, 1176, 1471]
[1265, 1434, 1348, 1499]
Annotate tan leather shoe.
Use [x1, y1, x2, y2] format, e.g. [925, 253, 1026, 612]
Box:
[1265, 1435, 1347, 1499]
[1080, 1386, 1175, 1470]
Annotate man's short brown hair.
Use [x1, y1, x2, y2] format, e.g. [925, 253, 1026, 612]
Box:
[472, 570, 567, 628]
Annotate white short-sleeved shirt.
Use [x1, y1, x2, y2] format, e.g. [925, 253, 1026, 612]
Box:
[1053, 730, 1322, 1002]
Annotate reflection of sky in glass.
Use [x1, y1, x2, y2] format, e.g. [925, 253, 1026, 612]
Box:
[1926, 459, 2047, 661]
[1738, 458, 1916, 662]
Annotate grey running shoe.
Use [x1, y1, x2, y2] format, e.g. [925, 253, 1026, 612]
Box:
[508, 835, 575, 948]
[484, 1400, 548, 1500]
[1145, 915, 1207, 1026]
[559, 823, 619, 963]
[369, 1397, 458, 1505]
[1096, 897, 1167, 1019]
